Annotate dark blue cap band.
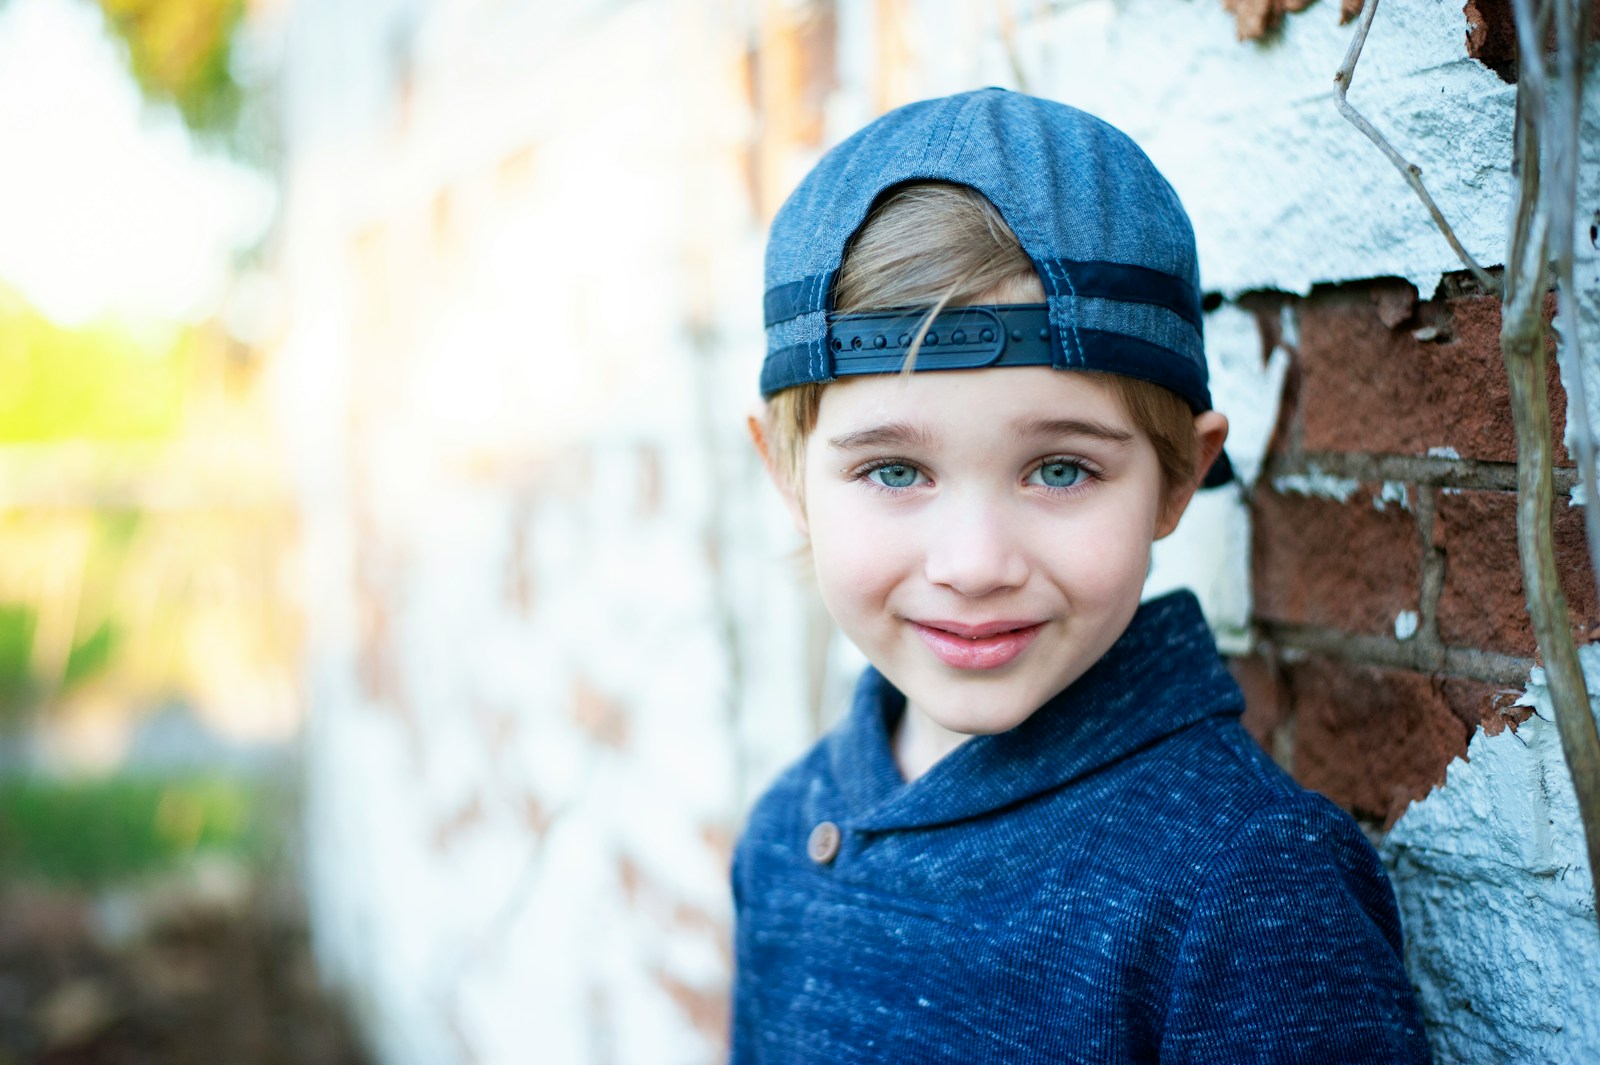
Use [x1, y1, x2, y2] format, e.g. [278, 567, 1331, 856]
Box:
[763, 303, 1212, 410]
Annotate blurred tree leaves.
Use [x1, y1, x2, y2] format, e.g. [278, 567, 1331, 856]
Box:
[0, 0, 249, 140]
[94, 0, 246, 139]
[0, 288, 188, 442]
[0, 605, 37, 730]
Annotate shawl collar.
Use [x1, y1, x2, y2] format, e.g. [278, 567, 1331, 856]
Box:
[827, 590, 1243, 832]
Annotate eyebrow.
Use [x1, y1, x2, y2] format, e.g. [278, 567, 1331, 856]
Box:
[1014, 417, 1136, 445]
[826, 422, 938, 452]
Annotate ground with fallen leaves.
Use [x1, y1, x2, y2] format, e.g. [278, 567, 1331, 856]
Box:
[0, 868, 369, 1065]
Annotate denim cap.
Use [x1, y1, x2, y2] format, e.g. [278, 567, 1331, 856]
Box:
[761, 87, 1233, 486]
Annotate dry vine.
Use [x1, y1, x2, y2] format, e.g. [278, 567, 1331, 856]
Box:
[1332, 0, 1499, 292]
[1336, 0, 1600, 926]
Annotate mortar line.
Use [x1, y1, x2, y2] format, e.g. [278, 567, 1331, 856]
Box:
[1413, 484, 1446, 673]
[1256, 620, 1535, 686]
[1264, 451, 1579, 494]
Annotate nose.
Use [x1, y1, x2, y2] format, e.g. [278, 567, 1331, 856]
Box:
[922, 497, 1029, 597]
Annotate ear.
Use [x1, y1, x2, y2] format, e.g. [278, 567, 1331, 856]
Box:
[747, 404, 809, 538]
[1154, 411, 1229, 540]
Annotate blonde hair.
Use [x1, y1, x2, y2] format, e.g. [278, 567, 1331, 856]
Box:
[764, 182, 1199, 507]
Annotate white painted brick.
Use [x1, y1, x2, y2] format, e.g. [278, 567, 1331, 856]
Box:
[275, 2, 1600, 1061]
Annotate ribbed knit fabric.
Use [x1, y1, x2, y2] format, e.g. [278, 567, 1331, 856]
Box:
[729, 591, 1431, 1063]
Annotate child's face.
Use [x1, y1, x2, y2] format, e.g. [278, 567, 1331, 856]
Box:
[794, 366, 1184, 738]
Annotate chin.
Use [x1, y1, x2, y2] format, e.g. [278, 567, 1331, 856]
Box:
[911, 691, 1045, 737]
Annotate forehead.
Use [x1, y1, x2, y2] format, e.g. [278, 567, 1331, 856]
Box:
[811, 366, 1135, 441]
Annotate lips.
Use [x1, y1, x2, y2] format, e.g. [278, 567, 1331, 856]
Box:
[909, 619, 1044, 670]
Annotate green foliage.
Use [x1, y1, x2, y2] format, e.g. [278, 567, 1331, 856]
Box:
[0, 773, 279, 887]
[0, 291, 189, 442]
[63, 619, 119, 687]
[0, 605, 36, 728]
[94, 0, 247, 140]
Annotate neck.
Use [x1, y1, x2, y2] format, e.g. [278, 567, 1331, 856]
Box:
[893, 702, 973, 782]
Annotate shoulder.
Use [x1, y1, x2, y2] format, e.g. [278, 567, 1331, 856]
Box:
[1186, 722, 1395, 907]
[1065, 716, 1356, 871]
[1192, 787, 1401, 947]
[1152, 729, 1431, 1063]
[1118, 719, 1404, 949]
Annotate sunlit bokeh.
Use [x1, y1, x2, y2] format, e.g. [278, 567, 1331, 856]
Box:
[0, 0, 340, 1057]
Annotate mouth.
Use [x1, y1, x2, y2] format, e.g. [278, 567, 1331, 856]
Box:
[908, 619, 1045, 671]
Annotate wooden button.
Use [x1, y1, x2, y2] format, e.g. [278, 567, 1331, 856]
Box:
[807, 821, 841, 864]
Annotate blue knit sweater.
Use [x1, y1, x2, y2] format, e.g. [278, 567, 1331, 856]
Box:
[729, 591, 1431, 1063]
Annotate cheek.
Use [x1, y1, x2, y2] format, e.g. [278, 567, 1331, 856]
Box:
[806, 489, 921, 630]
[805, 493, 908, 611]
[1052, 502, 1161, 601]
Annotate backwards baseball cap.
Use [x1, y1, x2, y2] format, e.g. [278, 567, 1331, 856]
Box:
[760, 87, 1232, 486]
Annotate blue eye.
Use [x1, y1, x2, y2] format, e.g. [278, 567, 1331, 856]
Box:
[1030, 460, 1087, 489]
[869, 463, 922, 489]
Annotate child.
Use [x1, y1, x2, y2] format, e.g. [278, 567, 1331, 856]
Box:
[731, 89, 1431, 1063]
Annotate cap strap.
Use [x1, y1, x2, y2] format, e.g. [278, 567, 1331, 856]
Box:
[826, 304, 1053, 375]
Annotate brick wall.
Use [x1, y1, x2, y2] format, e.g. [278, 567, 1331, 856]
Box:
[1235, 276, 1598, 826]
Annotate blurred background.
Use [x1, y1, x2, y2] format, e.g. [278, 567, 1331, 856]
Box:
[0, 0, 359, 1060]
[0, 0, 854, 1060]
[5, 1, 1592, 1064]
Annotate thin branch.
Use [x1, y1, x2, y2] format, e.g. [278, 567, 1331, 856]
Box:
[1512, 0, 1553, 98]
[1548, 0, 1600, 606]
[1332, 0, 1500, 293]
[1503, 0, 1600, 932]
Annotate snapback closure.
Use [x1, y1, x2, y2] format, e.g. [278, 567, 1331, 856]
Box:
[826, 304, 1053, 377]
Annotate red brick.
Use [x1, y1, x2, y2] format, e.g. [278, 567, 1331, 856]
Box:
[1434, 489, 1599, 655]
[1221, 0, 1316, 41]
[1287, 658, 1471, 826]
[1252, 483, 1420, 635]
[1297, 284, 1567, 465]
[1230, 651, 1292, 771]
[1439, 676, 1534, 737]
[1465, 0, 1517, 80]
[1230, 652, 1288, 746]
[1465, 0, 1600, 82]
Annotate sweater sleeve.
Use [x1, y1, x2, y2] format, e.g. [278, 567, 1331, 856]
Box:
[1160, 798, 1432, 1065]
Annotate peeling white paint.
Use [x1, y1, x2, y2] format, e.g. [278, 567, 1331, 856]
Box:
[1204, 303, 1289, 491]
[1271, 466, 1362, 502]
[1146, 303, 1285, 651]
[1428, 446, 1463, 460]
[1376, 481, 1411, 511]
[1385, 648, 1600, 1064]
[1394, 610, 1419, 640]
[986, 0, 1515, 298]
[1147, 488, 1252, 655]
[1278, 301, 1299, 352]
